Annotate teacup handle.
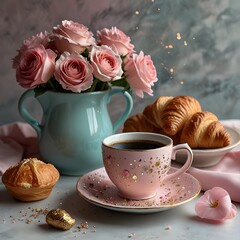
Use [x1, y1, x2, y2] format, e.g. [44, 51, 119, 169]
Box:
[107, 88, 133, 133]
[164, 143, 193, 182]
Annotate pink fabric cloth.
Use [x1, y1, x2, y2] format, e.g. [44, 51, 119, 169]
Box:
[188, 120, 240, 203]
[0, 120, 239, 202]
[188, 151, 240, 203]
[0, 122, 39, 175]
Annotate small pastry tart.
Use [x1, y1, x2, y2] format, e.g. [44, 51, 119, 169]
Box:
[2, 158, 60, 201]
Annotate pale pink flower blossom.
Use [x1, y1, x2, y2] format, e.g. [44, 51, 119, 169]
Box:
[52, 20, 96, 54]
[12, 20, 158, 96]
[23, 31, 51, 49]
[12, 31, 51, 68]
[90, 45, 123, 82]
[54, 52, 93, 93]
[97, 27, 135, 56]
[195, 187, 237, 222]
[124, 51, 158, 98]
[15, 45, 57, 88]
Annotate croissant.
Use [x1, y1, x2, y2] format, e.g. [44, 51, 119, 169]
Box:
[123, 113, 160, 133]
[123, 113, 181, 145]
[143, 96, 201, 136]
[124, 96, 231, 149]
[180, 111, 231, 149]
[142, 96, 173, 129]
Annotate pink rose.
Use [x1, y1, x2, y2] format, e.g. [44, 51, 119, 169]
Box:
[51, 20, 96, 54]
[54, 52, 93, 93]
[90, 45, 123, 82]
[14, 45, 57, 88]
[124, 51, 158, 98]
[97, 27, 135, 56]
[23, 31, 51, 49]
[12, 31, 51, 68]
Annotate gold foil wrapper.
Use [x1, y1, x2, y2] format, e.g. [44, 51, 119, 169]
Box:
[46, 209, 76, 230]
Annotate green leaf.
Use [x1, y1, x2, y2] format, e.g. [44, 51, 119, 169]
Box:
[34, 78, 67, 97]
[47, 79, 64, 92]
[34, 86, 47, 97]
[82, 49, 89, 58]
[111, 78, 130, 91]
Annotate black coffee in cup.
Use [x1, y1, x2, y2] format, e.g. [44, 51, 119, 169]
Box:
[110, 140, 165, 150]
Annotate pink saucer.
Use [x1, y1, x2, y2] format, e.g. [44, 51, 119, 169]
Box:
[76, 167, 201, 214]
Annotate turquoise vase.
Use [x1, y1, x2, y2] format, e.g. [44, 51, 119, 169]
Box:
[18, 88, 133, 176]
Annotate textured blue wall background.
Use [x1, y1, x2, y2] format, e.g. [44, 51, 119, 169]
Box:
[1, 0, 240, 125]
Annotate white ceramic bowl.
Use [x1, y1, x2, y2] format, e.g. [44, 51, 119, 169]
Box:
[176, 126, 240, 168]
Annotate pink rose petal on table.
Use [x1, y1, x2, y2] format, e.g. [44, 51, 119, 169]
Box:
[195, 187, 237, 222]
[225, 204, 237, 220]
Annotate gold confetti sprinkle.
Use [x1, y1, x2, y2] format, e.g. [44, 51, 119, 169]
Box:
[184, 41, 188, 46]
[148, 168, 153, 174]
[132, 175, 138, 182]
[165, 44, 173, 49]
[176, 33, 181, 40]
[155, 161, 160, 167]
[135, 10, 140, 15]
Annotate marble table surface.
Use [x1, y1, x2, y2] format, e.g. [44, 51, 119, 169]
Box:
[0, 175, 239, 240]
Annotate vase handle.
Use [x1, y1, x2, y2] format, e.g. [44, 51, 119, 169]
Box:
[18, 89, 42, 139]
[107, 88, 133, 133]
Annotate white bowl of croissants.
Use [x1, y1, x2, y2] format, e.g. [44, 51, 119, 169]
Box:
[123, 96, 240, 168]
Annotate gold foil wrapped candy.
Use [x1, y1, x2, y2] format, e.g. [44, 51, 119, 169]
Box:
[46, 209, 76, 230]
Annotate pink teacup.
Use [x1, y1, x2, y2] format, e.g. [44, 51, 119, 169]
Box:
[102, 132, 193, 200]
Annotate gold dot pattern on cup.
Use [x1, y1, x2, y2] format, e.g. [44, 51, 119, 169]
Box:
[142, 166, 153, 175]
[141, 154, 170, 177]
[132, 175, 138, 182]
[121, 169, 138, 183]
[104, 151, 171, 185]
[155, 161, 160, 167]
